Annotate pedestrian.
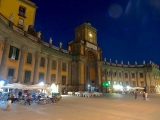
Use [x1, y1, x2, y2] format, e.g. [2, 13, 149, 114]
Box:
[27, 94, 31, 105]
[143, 92, 145, 100]
[5, 98, 11, 111]
[134, 89, 138, 99]
[145, 92, 148, 100]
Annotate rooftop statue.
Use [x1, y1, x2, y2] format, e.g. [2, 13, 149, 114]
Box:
[49, 37, 52, 44]
[60, 42, 62, 49]
[37, 31, 41, 38]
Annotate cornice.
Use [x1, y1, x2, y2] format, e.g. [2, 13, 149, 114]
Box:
[18, 0, 38, 8]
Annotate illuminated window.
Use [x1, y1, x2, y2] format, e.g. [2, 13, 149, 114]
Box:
[62, 76, 66, 85]
[18, 6, 26, 17]
[139, 73, 143, 78]
[141, 81, 144, 87]
[86, 51, 95, 61]
[51, 74, 56, 83]
[26, 52, 32, 64]
[125, 73, 128, 78]
[39, 73, 44, 82]
[126, 81, 129, 86]
[132, 73, 135, 78]
[40, 57, 45, 67]
[24, 70, 31, 83]
[7, 68, 14, 77]
[8, 46, 19, 60]
[52, 60, 56, 70]
[62, 62, 66, 71]
[132, 81, 136, 87]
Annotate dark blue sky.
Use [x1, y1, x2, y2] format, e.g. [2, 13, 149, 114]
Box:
[31, 0, 160, 65]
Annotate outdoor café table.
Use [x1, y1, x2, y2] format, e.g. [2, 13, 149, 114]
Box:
[82, 92, 93, 97]
[75, 92, 82, 97]
[39, 98, 47, 104]
[68, 92, 72, 95]
[93, 92, 103, 97]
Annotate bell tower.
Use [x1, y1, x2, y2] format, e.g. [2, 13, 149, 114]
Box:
[75, 22, 97, 44]
[68, 22, 102, 92]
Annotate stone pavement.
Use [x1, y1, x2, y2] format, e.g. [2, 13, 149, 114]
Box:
[0, 93, 160, 120]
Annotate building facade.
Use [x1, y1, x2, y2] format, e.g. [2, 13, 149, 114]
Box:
[0, 0, 160, 93]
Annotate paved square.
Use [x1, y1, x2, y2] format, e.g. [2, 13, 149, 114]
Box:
[0, 93, 160, 120]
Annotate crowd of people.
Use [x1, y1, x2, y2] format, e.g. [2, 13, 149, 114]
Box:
[0, 89, 61, 111]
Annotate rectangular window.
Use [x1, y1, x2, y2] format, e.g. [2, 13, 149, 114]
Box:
[18, 6, 26, 17]
[119, 72, 121, 78]
[62, 76, 66, 85]
[24, 70, 31, 84]
[8, 46, 19, 60]
[52, 60, 56, 70]
[140, 73, 143, 78]
[141, 81, 145, 87]
[126, 81, 129, 86]
[40, 57, 45, 67]
[39, 73, 44, 82]
[26, 52, 32, 64]
[62, 62, 66, 71]
[132, 81, 136, 87]
[114, 72, 116, 77]
[107, 71, 110, 76]
[125, 73, 128, 78]
[132, 73, 135, 78]
[51, 74, 56, 83]
[7, 68, 14, 77]
[120, 81, 122, 85]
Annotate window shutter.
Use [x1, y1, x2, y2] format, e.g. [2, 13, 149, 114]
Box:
[15, 48, 19, 60]
[8, 46, 13, 58]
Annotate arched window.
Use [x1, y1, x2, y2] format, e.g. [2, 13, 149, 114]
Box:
[86, 51, 95, 61]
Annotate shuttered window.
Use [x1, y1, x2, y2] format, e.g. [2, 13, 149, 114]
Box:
[24, 71, 31, 83]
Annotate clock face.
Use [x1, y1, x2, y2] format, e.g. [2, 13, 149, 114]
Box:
[88, 32, 92, 38]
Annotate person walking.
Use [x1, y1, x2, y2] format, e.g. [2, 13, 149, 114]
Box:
[5, 98, 11, 111]
[134, 89, 138, 99]
[145, 92, 148, 100]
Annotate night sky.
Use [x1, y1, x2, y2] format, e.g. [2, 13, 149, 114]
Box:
[31, 0, 160, 66]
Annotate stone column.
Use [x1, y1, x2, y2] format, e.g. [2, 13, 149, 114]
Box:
[128, 71, 131, 86]
[0, 38, 10, 79]
[68, 61, 71, 85]
[78, 61, 81, 85]
[33, 51, 39, 84]
[17, 45, 27, 82]
[46, 56, 51, 84]
[122, 71, 124, 87]
[95, 66, 99, 91]
[116, 70, 118, 85]
[136, 71, 139, 86]
[84, 62, 88, 91]
[144, 70, 147, 86]
[110, 70, 113, 92]
[58, 59, 61, 84]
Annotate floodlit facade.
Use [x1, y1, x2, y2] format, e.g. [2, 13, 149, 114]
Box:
[0, 0, 160, 93]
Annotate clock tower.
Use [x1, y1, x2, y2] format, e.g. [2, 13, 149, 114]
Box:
[68, 22, 102, 92]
